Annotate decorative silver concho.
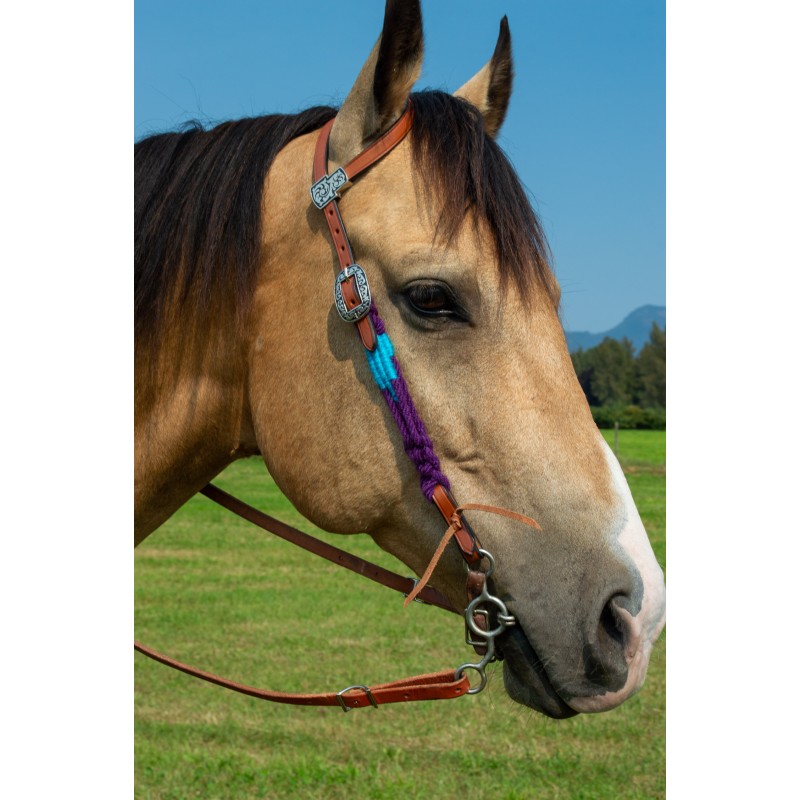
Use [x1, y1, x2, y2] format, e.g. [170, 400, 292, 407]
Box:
[334, 265, 371, 323]
[310, 167, 348, 209]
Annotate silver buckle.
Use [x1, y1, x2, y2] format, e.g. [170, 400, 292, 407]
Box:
[336, 684, 378, 712]
[311, 167, 348, 209]
[334, 264, 371, 323]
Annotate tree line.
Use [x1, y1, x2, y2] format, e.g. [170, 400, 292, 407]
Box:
[570, 323, 665, 429]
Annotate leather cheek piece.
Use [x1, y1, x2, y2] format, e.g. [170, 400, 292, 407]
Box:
[339, 275, 377, 351]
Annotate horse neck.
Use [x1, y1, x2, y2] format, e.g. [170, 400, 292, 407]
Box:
[134, 314, 256, 544]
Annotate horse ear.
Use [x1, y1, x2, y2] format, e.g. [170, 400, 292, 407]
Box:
[454, 16, 513, 138]
[329, 0, 423, 166]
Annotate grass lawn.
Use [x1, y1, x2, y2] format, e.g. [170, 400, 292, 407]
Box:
[135, 430, 666, 799]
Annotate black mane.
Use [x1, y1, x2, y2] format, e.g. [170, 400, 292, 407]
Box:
[134, 91, 556, 355]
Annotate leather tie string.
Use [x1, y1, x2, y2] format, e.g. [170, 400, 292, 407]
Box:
[403, 504, 542, 607]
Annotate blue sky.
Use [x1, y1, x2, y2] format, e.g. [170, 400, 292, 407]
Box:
[135, 0, 665, 333]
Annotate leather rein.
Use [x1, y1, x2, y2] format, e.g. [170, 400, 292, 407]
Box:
[135, 103, 540, 711]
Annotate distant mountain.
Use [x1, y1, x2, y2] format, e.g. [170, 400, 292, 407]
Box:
[565, 305, 666, 353]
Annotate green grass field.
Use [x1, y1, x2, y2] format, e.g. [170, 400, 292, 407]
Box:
[135, 430, 665, 799]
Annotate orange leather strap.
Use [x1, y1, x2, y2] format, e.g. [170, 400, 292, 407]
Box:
[134, 641, 470, 710]
[311, 105, 414, 352]
[312, 105, 414, 191]
[340, 104, 414, 178]
[430, 483, 482, 566]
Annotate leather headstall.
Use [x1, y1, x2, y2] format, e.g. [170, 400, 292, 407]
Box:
[311, 103, 485, 572]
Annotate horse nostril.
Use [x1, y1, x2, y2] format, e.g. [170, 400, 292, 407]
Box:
[599, 596, 626, 648]
[582, 594, 634, 690]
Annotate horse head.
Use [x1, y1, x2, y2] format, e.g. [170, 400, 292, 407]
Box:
[134, 0, 665, 718]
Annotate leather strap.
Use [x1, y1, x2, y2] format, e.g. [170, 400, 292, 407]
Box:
[344, 106, 414, 178]
[430, 484, 482, 566]
[134, 641, 470, 710]
[199, 484, 456, 613]
[134, 482, 472, 710]
[312, 105, 414, 352]
[310, 106, 488, 574]
[466, 569, 489, 656]
[313, 105, 414, 190]
[403, 503, 542, 607]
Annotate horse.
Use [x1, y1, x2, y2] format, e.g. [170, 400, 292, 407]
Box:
[134, 0, 665, 718]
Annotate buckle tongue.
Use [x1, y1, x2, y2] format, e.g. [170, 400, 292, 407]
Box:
[334, 264, 372, 323]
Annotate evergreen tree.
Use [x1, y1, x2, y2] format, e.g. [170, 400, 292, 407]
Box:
[635, 323, 666, 409]
[570, 337, 637, 406]
[571, 348, 601, 406]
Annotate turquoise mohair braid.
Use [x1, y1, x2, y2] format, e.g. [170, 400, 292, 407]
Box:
[365, 332, 399, 401]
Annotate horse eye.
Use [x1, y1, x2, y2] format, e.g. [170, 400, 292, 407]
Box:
[405, 283, 461, 319]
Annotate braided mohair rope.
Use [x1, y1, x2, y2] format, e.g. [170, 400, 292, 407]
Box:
[364, 304, 451, 500]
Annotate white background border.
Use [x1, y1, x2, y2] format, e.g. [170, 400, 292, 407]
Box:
[2, 1, 799, 795]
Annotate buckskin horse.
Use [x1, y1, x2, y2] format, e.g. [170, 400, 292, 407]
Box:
[134, 0, 666, 717]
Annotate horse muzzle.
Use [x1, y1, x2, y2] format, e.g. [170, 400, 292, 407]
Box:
[498, 587, 665, 717]
[499, 626, 578, 718]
